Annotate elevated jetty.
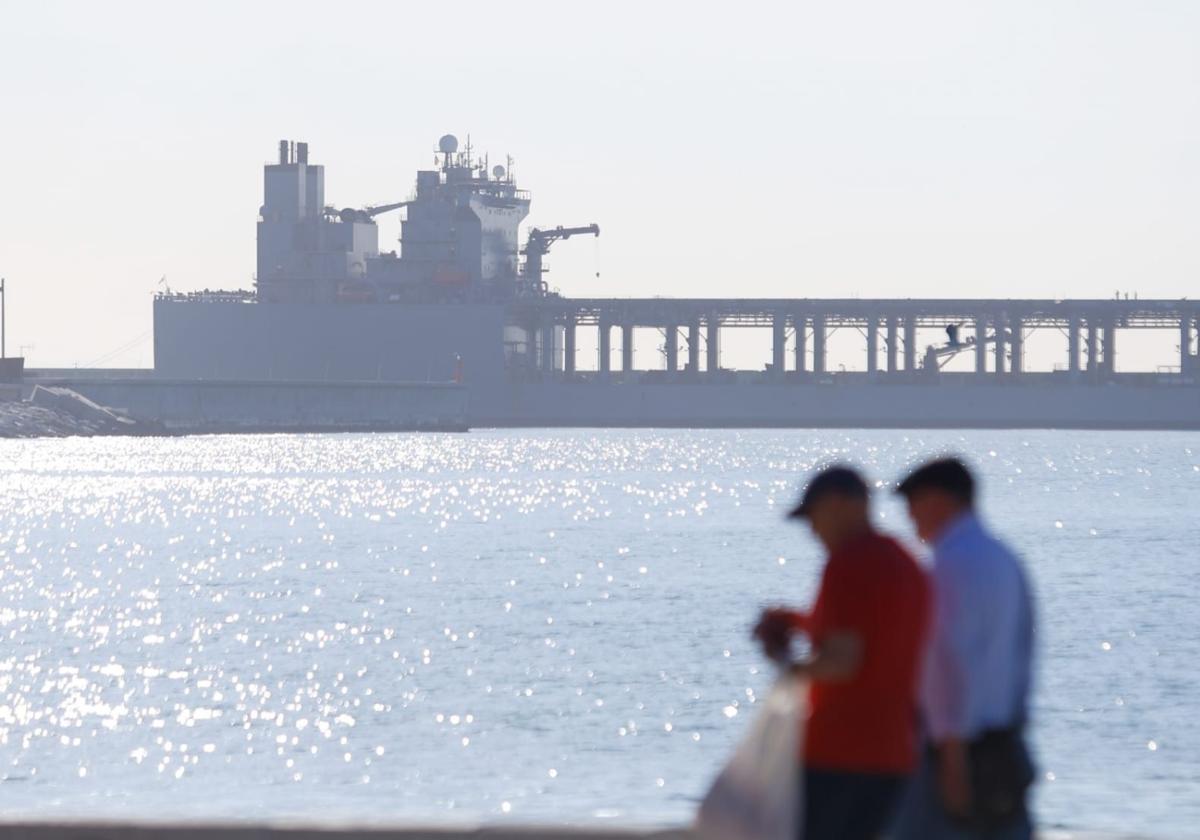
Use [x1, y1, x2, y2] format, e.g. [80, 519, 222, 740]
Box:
[515, 297, 1199, 379]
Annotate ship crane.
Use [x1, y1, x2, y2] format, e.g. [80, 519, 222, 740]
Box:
[363, 200, 412, 218]
[521, 224, 600, 293]
[331, 201, 413, 224]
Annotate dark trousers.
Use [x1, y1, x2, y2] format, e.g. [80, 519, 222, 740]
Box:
[890, 749, 1032, 840]
[802, 768, 906, 840]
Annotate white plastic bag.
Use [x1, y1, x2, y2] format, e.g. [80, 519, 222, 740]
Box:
[695, 675, 806, 840]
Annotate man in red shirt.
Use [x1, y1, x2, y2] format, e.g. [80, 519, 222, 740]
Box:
[754, 466, 931, 840]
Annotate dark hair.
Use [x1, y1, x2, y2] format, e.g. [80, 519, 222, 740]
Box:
[895, 457, 975, 506]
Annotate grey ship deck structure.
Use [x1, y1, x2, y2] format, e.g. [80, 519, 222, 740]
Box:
[145, 136, 1200, 430]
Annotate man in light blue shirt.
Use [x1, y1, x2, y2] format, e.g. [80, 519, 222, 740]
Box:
[891, 458, 1035, 840]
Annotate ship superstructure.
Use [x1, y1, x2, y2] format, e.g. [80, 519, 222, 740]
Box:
[257, 135, 541, 305]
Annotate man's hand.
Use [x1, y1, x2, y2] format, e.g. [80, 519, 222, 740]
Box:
[937, 738, 972, 819]
[752, 607, 802, 662]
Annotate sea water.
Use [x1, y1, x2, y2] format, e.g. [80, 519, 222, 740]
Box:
[0, 430, 1195, 837]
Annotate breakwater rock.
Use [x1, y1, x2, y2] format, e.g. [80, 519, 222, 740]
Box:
[0, 386, 162, 438]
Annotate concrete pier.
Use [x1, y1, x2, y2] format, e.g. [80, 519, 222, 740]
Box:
[1181, 315, 1198, 375]
[687, 322, 700, 372]
[664, 324, 679, 373]
[1011, 317, 1023, 374]
[1086, 321, 1099, 373]
[994, 317, 1006, 375]
[1068, 316, 1081, 375]
[886, 316, 898, 373]
[771, 314, 786, 376]
[866, 316, 878, 375]
[975, 316, 988, 374]
[812, 315, 827, 374]
[1103, 321, 1117, 375]
[903, 318, 916, 371]
[564, 321, 576, 374]
[540, 324, 555, 372]
[794, 315, 808, 373]
[706, 318, 720, 373]
[599, 321, 612, 374]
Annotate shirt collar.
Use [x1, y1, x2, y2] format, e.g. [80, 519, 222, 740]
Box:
[933, 509, 981, 552]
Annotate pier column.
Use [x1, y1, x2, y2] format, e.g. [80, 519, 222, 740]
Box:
[1068, 316, 1080, 375]
[993, 316, 1006, 375]
[665, 324, 679, 373]
[812, 315, 827, 374]
[1102, 321, 1117, 375]
[621, 323, 634, 372]
[772, 313, 787, 376]
[540, 322, 556, 372]
[599, 321, 611, 374]
[563, 319, 576, 374]
[1086, 321, 1098, 374]
[794, 315, 808, 373]
[1010, 317, 1023, 374]
[687, 321, 700, 373]
[706, 318, 720, 373]
[886, 316, 898, 373]
[903, 318, 917, 371]
[866, 316, 878, 375]
[974, 316, 988, 374]
[1181, 316, 1194, 373]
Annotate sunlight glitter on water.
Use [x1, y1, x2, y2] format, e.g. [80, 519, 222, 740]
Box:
[0, 430, 1196, 835]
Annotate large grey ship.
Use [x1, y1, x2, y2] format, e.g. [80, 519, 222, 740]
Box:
[113, 136, 1200, 428]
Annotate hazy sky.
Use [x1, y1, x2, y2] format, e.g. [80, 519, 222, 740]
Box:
[1, 1, 1197, 368]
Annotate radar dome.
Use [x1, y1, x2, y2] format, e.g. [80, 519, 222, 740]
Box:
[492, 164, 506, 179]
[438, 134, 459, 154]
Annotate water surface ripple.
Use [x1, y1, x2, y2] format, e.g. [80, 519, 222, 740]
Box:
[0, 430, 1195, 836]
